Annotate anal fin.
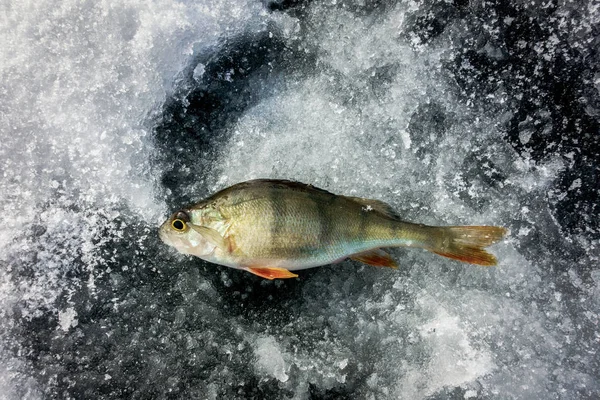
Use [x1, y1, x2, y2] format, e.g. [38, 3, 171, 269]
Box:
[350, 249, 398, 269]
[247, 267, 299, 280]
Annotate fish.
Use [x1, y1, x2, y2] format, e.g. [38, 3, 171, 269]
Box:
[159, 179, 507, 280]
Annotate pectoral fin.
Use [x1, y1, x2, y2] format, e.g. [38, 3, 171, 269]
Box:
[247, 267, 299, 280]
[350, 249, 398, 269]
[190, 224, 228, 251]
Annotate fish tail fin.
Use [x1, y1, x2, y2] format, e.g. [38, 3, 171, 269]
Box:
[428, 226, 507, 266]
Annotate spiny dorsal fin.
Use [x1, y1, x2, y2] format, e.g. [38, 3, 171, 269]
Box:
[344, 196, 401, 220]
[205, 179, 337, 201]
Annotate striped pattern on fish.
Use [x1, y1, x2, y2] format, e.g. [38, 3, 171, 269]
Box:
[159, 179, 506, 279]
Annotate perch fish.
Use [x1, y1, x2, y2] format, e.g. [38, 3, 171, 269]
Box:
[159, 179, 506, 279]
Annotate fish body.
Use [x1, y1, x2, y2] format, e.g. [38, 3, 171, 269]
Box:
[159, 179, 506, 279]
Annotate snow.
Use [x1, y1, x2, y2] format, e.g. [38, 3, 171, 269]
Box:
[1, 0, 599, 398]
[253, 336, 289, 383]
[57, 308, 78, 332]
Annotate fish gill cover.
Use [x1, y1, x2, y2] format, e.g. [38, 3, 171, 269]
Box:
[0, 0, 599, 399]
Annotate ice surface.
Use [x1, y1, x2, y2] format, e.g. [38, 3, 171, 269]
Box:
[1, 0, 599, 398]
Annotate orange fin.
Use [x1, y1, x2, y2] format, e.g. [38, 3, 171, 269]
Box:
[247, 267, 299, 280]
[350, 249, 398, 269]
[431, 226, 507, 266]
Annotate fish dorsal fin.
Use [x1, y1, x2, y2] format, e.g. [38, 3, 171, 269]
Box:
[344, 196, 400, 220]
[350, 249, 398, 269]
[190, 224, 228, 251]
[204, 179, 337, 202]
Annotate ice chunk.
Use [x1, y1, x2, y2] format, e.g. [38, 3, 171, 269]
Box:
[253, 336, 289, 383]
[193, 63, 206, 82]
[58, 308, 78, 332]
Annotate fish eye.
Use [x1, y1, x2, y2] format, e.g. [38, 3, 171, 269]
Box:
[171, 219, 186, 231]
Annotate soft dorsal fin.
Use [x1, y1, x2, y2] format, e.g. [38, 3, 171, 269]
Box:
[344, 196, 401, 220]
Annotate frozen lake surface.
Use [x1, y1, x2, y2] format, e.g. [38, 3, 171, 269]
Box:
[1, 0, 599, 398]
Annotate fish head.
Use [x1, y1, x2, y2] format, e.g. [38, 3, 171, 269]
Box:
[159, 209, 216, 257]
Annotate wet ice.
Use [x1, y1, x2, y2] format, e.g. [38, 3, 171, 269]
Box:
[1, 0, 599, 399]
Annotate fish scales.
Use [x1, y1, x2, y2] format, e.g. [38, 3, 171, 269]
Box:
[159, 179, 507, 279]
[222, 185, 360, 261]
[214, 182, 423, 264]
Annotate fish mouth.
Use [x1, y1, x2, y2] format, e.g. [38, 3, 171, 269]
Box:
[158, 224, 170, 244]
